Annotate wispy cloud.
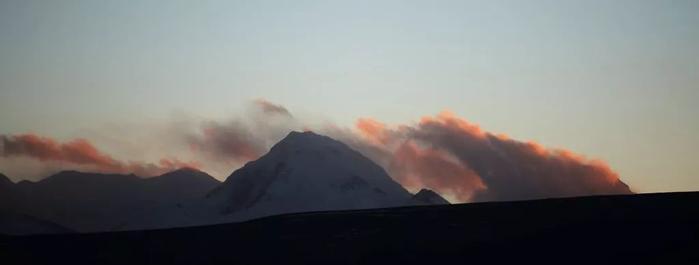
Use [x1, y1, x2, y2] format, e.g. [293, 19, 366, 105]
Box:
[254, 98, 292, 117]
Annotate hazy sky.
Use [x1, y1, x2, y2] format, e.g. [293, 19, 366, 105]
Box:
[1, 0, 698, 193]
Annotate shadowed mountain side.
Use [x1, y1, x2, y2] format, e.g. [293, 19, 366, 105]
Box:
[2, 192, 698, 265]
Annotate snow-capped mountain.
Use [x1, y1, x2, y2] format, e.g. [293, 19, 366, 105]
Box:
[205, 131, 416, 221]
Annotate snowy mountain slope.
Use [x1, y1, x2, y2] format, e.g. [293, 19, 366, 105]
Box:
[205, 131, 415, 221]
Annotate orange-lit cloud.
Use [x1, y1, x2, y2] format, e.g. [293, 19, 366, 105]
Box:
[1, 134, 199, 177]
[344, 111, 632, 202]
[389, 141, 485, 201]
[356, 118, 391, 145]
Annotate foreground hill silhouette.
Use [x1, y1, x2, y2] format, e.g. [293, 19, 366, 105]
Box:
[1, 191, 697, 264]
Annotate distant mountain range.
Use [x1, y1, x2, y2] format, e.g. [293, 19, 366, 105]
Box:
[0, 131, 448, 234]
[0, 168, 220, 233]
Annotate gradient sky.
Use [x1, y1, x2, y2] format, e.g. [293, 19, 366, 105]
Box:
[1, 0, 698, 193]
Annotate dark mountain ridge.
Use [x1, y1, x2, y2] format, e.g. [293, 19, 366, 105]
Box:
[0, 169, 220, 233]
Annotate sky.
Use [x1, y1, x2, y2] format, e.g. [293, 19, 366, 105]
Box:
[1, 0, 698, 194]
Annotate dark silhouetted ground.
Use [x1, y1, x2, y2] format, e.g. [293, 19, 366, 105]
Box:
[1, 192, 698, 264]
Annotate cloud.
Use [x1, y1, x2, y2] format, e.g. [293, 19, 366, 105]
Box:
[410, 112, 632, 201]
[185, 99, 298, 166]
[334, 112, 632, 202]
[0, 99, 298, 180]
[254, 98, 292, 117]
[1, 134, 120, 169]
[389, 141, 486, 201]
[1, 134, 200, 177]
[187, 121, 266, 162]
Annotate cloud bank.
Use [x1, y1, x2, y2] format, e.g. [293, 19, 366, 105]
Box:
[342, 112, 632, 202]
[0, 99, 632, 202]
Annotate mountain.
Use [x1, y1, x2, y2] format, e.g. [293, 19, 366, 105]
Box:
[412, 189, 450, 205]
[142, 168, 221, 203]
[3, 192, 698, 264]
[205, 131, 415, 221]
[0, 169, 220, 233]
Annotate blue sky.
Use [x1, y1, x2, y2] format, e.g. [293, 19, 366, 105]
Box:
[1, 0, 698, 192]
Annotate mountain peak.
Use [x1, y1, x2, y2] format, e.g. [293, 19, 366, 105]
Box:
[268, 130, 361, 160]
[277, 131, 336, 147]
[286, 130, 317, 138]
[208, 131, 414, 219]
[413, 189, 450, 205]
[151, 168, 220, 186]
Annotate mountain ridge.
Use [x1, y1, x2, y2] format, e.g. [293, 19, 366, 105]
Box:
[0, 168, 221, 233]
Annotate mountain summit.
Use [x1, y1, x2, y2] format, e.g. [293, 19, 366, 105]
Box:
[206, 131, 415, 220]
[413, 189, 450, 205]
